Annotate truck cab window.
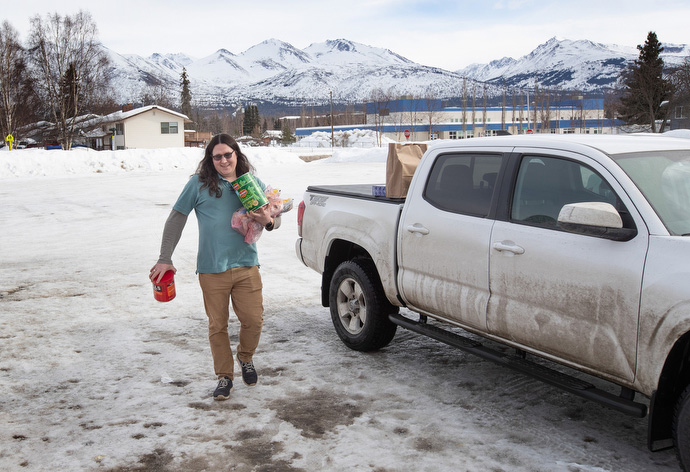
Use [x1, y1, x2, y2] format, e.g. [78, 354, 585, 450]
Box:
[511, 155, 633, 229]
[425, 153, 502, 216]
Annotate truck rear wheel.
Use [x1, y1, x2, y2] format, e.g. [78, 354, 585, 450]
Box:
[674, 384, 690, 471]
[329, 259, 397, 351]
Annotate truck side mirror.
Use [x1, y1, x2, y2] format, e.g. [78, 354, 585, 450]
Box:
[557, 202, 637, 241]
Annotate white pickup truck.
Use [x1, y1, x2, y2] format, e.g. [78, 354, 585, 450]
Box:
[295, 134, 690, 469]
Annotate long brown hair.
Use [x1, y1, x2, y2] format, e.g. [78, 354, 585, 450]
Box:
[196, 134, 256, 197]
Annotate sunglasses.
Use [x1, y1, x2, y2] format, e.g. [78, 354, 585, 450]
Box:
[212, 151, 235, 161]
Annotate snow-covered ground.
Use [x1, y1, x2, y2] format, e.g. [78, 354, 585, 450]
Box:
[0, 144, 682, 471]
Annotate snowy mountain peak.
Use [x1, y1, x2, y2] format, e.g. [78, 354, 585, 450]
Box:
[243, 38, 312, 66]
[105, 36, 688, 109]
[304, 38, 412, 66]
[327, 38, 357, 52]
[216, 48, 235, 57]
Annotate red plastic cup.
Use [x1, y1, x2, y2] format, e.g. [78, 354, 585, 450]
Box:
[153, 270, 176, 302]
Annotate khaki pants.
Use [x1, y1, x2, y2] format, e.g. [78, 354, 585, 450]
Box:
[198, 266, 263, 380]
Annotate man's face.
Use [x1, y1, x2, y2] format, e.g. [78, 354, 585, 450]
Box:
[211, 143, 237, 180]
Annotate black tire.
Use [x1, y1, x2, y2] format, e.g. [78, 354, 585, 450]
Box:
[674, 384, 690, 471]
[328, 258, 398, 351]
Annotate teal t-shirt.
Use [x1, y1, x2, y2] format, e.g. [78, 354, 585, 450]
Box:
[173, 173, 266, 274]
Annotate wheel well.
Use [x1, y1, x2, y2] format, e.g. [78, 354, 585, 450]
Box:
[649, 332, 690, 450]
[321, 239, 373, 307]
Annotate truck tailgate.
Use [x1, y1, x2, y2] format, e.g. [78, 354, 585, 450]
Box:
[307, 184, 405, 204]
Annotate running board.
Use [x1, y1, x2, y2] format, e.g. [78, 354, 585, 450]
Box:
[389, 313, 647, 418]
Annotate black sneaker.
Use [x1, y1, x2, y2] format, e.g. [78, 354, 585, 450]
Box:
[213, 376, 233, 400]
[237, 354, 258, 386]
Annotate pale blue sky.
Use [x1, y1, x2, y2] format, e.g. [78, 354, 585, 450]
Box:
[10, 0, 690, 70]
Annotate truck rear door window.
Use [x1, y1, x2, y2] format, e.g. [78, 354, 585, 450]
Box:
[425, 153, 502, 216]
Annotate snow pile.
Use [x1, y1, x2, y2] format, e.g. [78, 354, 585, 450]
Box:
[317, 146, 388, 163]
[0, 147, 204, 178]
[0, 146, 313, 179]
[296, 129, 394, 148]
[0, 130, 398, 179]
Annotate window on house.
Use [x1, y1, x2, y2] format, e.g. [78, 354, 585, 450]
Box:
[115, 123, 124, 135]
[449, 131, 457, 139]
[676, 106, 688, 119]
[161, 122, 179, 134]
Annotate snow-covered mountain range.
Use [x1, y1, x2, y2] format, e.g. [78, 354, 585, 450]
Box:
[461, 37, 688, 90]
[105, 37, 689, 110]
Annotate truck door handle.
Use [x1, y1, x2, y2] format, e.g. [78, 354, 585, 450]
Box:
[406, 224, 429, 235]
[492, 241, 525, 255]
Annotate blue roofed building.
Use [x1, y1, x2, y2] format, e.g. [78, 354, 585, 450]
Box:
[295, 97, 624, 144]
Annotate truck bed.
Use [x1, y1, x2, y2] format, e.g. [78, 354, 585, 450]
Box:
[307, 184, 405, 204]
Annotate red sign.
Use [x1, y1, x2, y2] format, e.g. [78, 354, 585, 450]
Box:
[404, 129, 411, 139]
[526, 129, 533, 134]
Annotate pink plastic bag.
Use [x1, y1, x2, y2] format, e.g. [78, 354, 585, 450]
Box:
[231, 186, 292, 244]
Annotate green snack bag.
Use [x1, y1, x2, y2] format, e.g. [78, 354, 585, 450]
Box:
[231, 173, 268, 211]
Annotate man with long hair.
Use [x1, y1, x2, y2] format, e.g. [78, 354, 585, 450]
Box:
[150, 134, 280, 400]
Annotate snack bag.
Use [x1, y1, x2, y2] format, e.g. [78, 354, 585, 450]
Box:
[231, 186, 293, 244]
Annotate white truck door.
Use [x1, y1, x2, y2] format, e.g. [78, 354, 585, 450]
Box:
[487, 151, 648, 382]
[398, 151, 503, 330]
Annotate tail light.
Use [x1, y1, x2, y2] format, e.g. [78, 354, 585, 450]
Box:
[297, 200, 306, 237]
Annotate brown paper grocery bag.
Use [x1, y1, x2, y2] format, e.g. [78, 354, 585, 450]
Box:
[385, 143, 428, 198]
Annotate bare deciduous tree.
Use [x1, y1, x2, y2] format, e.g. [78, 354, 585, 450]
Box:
[28, 10, 110, 149]
[423, 87, 444, 140]
[667, 55, 690, 128]
[404, 94, 421, 141]
[370, 88, 392, 147]
[462, 78, 468, 137]
[0, 21, 38, 142]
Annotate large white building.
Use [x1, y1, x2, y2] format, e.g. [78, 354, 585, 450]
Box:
[297, 97, 623, 143]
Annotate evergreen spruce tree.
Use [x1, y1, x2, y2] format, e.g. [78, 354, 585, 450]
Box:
[180, 67, 193, 128]
[243, 104, 260, 136]
[281, 119, 295, 145]
[619, 31, 672, 132]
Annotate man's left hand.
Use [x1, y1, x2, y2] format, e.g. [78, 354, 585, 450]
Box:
[249, 205, 272, 227]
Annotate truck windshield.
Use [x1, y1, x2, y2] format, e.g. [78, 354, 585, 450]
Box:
[613, 150, 690, 235]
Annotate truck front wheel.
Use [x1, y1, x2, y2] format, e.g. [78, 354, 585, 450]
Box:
[329, 259, 397, 351]
[674, 384, 690, 471]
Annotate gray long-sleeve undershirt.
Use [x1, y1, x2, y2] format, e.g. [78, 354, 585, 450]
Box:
[156, 209, 281, 265]
[157, 210, 187, 265]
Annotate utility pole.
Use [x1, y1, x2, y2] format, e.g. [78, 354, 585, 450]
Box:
[330, 91, 334, 148]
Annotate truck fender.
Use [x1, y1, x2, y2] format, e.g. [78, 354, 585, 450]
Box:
[648, 331, 690, 451]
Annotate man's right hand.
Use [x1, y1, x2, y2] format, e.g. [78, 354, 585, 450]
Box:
[150, 263, 176, 283]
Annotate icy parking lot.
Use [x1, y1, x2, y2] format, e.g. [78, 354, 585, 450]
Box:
[0, 146, 681, 471]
